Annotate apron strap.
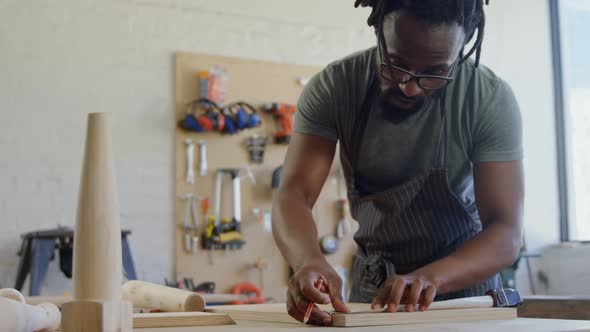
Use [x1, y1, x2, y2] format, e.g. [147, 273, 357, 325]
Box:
[347, 75, 451, 190]
[433, 91, 449, 169]
[349, 76, 378, 172]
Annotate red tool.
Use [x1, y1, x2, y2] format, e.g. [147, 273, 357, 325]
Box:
[202, 197, 210, 217]
[303, 279, 323, 324]
[230, 282, 264, 305]
[263, 103, 296, 144]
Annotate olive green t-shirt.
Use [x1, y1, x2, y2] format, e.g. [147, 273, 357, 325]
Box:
[294, 47, 523, 222]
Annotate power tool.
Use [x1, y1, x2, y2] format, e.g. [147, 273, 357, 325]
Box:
[263, 103, 296, 144]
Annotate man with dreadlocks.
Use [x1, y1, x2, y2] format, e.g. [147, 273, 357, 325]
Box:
[272, 0, 523, 325]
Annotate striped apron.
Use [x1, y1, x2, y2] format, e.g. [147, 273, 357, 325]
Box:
[347, 78, 502, 303]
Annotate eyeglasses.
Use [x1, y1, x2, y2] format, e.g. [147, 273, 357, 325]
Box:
[380, 62, 457, 90]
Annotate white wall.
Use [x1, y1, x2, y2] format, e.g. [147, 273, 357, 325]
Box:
[0, 0, 374, 294]
[0, 0, 557, 295]
[481, 1, 559, 294]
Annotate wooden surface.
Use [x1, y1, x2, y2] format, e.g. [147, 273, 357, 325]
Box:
[133, 312, 235, 328]
[343, 296, 495, 313]
[134, 318, 590, 331]
[518, 296, 590, 320]
[123, 281, 206, 312]
[26, 295, 71, 307]
[200, 294, 248, 303]
[332, 308, 516, 327]
[174, 52, 358, 302]
[61, 300, 133, 332]
[206, 303, 516, 327]
[206, 303, 297, 324]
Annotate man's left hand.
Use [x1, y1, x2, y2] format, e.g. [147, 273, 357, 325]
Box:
[371, 274, 438, 312]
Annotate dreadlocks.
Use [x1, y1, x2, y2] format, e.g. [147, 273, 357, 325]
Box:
[354, 0, 490, 67]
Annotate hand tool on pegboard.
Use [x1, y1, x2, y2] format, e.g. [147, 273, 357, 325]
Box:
[180, 194, 201, 255]
[262, 103, 297, 144]
[201, 197, 214, 265]
[202, 169, 255, 251]
[246, 135, 268, 164]
[185, 139, 195, 184]
[199, 140, 207, 176]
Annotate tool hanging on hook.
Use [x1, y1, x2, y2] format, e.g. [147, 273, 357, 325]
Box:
[181, 194, 200, 255]
[199, 140, 207, 177]
[185, 139, 195, 184]
[203, 169, 255, 251]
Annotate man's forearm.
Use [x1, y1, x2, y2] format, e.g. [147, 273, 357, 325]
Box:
[272, 189, 326, 270]
[417, 220, 522, 294]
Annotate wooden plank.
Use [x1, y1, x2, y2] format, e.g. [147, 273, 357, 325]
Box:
[200, 294, 248, 303]
[206, 303, 517, 327]
[133, 312, 235, 329]
[206, 303, 297, 324]
[55, 312, 236, 330]
[518, 296, 590, 320]
[332, 308, 517, 327]
[25, 296, 71, 307]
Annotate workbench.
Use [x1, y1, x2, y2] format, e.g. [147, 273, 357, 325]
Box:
[138, 318, 590, 331]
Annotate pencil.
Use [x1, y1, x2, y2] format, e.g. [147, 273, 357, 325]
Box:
[303, 279, 324, 324]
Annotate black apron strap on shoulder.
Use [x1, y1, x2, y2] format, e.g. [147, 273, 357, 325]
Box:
[349, 76, 378, 171]
[433, 90, 449, 169]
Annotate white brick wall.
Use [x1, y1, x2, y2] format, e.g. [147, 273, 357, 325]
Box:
[0, 0, 559, 296]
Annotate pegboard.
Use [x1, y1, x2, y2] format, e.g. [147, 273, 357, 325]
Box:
[174, 52, 358, 302]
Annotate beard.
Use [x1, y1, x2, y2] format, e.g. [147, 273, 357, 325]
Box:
[378, 87, 427, 123]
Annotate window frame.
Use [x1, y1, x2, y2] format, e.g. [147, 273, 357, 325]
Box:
[549, 0, 570, 241]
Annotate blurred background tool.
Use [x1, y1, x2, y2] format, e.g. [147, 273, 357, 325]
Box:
[203, 169, 254, 251]
[199, 140, 208, 176]
[180, 194, 200, 255]
[185, 139, 195, 184]
[263, 103, 296, 144]
[246, 135, 268, 164]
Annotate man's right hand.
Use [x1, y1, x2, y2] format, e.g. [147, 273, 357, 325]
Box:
[286, 259, 350, 326]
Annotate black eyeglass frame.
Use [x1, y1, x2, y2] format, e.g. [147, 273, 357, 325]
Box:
[378, 42, 460, 91]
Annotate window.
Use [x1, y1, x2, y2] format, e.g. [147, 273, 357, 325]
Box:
[553, 0, 590, 241]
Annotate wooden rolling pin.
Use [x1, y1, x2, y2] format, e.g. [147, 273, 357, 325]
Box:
[122, 280, 206, 312]
[0, 296, 61, 332]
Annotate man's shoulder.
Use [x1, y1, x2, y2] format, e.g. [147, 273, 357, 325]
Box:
[455, 60, 513, 97]
[330, 47, 376, 67]
[322, 47, 376, 80]
[302, 47, 375, 110]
